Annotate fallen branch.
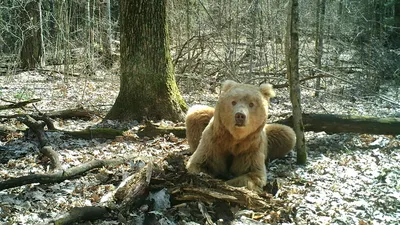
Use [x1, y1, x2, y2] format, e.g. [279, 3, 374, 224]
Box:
[45, 107, 97, 119]
[19, 115, 61, 170]
[64, 128, 124, 139]
[273, 74, 330, 89]
[157, 154, 277, 211]
[0, 98, 41, 110]
[198, 201, 215, 225]
[137, 121, 186, 138]
[53, 206, 109, 225]
[0, 107, 97, 120]
[170, 181, 273, 210]
[117, 161, 153, 213]
[378, 95, 400, 106]
[0, 158, 127, 191]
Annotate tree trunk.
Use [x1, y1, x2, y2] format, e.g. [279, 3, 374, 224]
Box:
[314, 0, 326, 97]
[285, 0, 307, 164]
[106, 0, 187, 122]
[20, 0, 44, 69]
[100, 0, 112, 68]
[390, 1, 400, 47]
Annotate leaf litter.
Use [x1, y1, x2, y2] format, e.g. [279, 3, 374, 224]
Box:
[0, 71, 399, 224]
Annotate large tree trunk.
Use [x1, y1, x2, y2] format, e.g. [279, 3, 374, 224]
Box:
[286, 0, 307, 164]
[106, 0, 187, 122]
[20, 0, 44, 69]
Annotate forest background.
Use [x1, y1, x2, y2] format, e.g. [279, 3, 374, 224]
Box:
[1, 0, 400, 88]
[0, 0, 400, 224]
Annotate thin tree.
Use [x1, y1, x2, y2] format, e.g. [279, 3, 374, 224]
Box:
[106, 0, 187, 121]
[100, 0, 112, 68]
[285, 0, 307, 164]
[314, 0, 326, 97]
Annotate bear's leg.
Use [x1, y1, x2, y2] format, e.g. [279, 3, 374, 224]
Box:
[227, 151, 267, 191]
[186, 121, 228, 175]
[185, 105, 214, 153]
[187, 140, 229, 176]
[265, 124, 296, 160]
[186, 143, 208, 174]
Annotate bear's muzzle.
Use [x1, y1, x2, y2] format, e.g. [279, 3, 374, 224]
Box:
[235, 112, 246, 126]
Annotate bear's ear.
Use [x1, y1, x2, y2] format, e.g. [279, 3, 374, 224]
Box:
[221, 80, 238, 93]
[260, 83, 276, 98]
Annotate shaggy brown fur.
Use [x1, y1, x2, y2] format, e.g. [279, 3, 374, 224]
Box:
[186, 80, 276, 191]
[264, 123, 296, 160]
[185, 105, 214, 153]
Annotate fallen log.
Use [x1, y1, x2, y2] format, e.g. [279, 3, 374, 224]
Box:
[274, 114, 400, 135]
[138, 114, 400, 138]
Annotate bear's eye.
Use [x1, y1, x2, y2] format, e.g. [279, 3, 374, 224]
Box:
[232, 101, 237, 106]
[249, 102, 254, 108]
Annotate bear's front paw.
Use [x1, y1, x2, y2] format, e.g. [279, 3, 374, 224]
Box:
[227, 175, 265, 191]
[186, 163, 203, 174]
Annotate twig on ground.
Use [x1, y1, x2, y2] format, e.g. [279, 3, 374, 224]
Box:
[378, 95, 400, 106]
[198, 201, 215, 225]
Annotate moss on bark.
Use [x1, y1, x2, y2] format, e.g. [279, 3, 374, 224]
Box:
[106, 0, 187, 122]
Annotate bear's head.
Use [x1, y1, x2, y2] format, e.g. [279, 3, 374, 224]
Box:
[215, 80, 275, 140]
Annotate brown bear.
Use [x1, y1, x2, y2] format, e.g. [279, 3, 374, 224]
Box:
[185, 80, 296, 191]
[186, 80, 272, 190]
[186, 107, 296, 161]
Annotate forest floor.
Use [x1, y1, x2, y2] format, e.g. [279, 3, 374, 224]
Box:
[0, 71, 399, 225]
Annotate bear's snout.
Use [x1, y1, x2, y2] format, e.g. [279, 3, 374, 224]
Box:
[235, 112, 246, 126]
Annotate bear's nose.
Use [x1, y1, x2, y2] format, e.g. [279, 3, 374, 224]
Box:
[235, 112, 246, 126]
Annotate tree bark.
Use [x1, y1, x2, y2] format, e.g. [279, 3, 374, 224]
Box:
[20, 0, 44, 69]
[106, 0, 187, 122]
[286, 0, 307, 164]
[100, 0, 113, 68]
